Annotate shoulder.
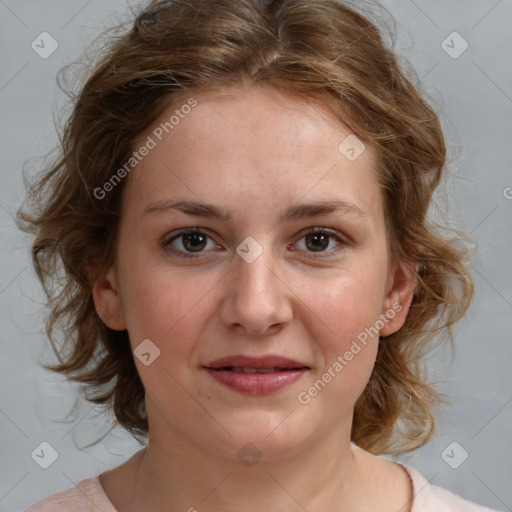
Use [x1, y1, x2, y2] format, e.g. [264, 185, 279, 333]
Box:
[24, 475, 117, 512]
[405, 465, 503, 512]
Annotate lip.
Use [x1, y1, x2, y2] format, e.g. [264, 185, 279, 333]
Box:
[203, 354, 310, 395]
[204, 354, 309, 370]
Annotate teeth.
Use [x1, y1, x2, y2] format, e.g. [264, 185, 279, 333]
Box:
[230, 367, 279, 374]
[211, 366, 305, 373]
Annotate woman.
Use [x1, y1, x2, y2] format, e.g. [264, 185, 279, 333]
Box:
[19, 0, 501, 510]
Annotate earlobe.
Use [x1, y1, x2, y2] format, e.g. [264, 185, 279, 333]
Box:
[90, 264, 127, 331]
[379, 259, 417, 337]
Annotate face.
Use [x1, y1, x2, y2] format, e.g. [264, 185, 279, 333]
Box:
[93, 85, 414, 461]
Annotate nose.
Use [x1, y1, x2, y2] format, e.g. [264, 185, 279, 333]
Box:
[218, 241, 293, 336]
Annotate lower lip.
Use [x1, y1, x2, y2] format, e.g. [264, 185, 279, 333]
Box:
[204, 368, 307, 395]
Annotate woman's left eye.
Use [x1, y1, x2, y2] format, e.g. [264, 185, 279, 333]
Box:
[163, 227, 347, 259]
[294, 228, 346, 258]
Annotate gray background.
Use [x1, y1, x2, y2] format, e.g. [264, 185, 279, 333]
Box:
[0, 0, 511, 510]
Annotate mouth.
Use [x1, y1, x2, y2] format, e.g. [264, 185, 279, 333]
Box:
[203, 355, 310, 395]
[204, 354, 310, 371]
[208, 366, 307, 374]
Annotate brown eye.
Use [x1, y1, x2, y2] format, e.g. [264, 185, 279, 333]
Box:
[304, 232, 330, 252]
[294, 228, 347, 258]
[164, 228, 218, 258]
[180, 232, 208, 252]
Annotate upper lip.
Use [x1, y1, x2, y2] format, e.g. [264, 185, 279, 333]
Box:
[204, 355, 310, 370]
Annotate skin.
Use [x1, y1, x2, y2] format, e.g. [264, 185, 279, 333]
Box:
[92, 85, 416, 512]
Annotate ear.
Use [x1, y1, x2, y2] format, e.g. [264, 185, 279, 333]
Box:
[379, 258, 417, 337]
[89, 263, 127, 331]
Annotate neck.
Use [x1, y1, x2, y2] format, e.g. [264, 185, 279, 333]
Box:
[126, 419, 372, 512]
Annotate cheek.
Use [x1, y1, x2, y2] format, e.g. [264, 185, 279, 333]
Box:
[301, 265, 387, 343]
[118, 257, 215, 365]
[298, 267, 385, 397]
[119, 271, 210, 406]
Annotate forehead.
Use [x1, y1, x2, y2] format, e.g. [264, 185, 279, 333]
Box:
[125, 85, 382, 224]
[145, 85, 369, 159]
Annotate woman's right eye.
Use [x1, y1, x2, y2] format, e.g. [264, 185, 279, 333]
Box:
[164, 228, 220, 259]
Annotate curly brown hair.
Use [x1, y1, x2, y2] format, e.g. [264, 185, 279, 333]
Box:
[17, 0, 473, 454]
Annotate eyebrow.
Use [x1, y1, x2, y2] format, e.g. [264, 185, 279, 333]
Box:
[143, 199, 365, 222]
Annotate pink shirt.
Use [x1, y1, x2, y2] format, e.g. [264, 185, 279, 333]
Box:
[24, 465, 501, 512]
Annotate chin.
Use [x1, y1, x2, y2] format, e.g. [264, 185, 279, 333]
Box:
[202, 409, 319, 463]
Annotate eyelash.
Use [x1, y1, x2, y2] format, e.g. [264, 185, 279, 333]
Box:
[163, 227, 349, 260]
